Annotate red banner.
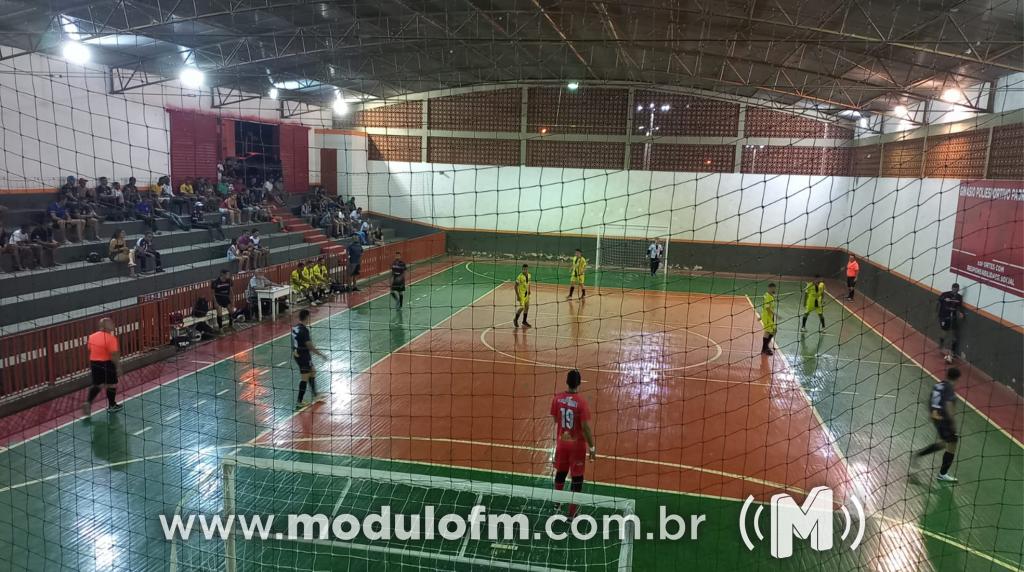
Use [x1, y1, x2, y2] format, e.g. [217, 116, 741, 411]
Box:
[950, 180, 1024, 296]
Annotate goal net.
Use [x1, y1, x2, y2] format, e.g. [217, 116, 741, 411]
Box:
[594, 224, 671, 285]
[171, 454, 636, 572]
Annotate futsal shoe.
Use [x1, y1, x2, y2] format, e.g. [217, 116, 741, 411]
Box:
[936, 473, 958, 483]
[944, 354, 954, 364]
[513, 320, 519, 328]
[522, 321, 532, 328]
[106, 403, 123, 413]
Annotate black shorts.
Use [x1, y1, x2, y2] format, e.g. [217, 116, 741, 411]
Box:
[294, 352, 313, 374]
[933, 417, 959, 443]
[939, 316, 958, 331]
[391, 280, 405, 292]
[90, 361, 118, 385]
[348, 263, 361, 277]
[846, 276, 857, 288]
[215, 295, 231, 308]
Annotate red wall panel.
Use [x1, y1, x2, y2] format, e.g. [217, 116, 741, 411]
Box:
[220, 118, 235, 161]
[629, 143, 735, 172]
[356, 101, 423, 129]
[428, 89, 521, 132]
[320, 147, 337, 194]
[368, 135, 422, 162]
[745, 108, 853, 139]
[525, 140, 624, 169]
[527, 87, 627, 135]
[168, 109, 219, 186]
[280, 124, 310, 193]
[427, 137, 519, 166]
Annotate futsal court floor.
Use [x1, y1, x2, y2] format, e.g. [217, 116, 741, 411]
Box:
[0, 259, 1020, 571]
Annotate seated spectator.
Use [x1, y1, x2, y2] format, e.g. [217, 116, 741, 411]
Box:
[237, 191, 258, 223]
[358, 218, 371, 245]
[327, 209, 347, 238]
[70, 201, 102, 241]
[108, 229, 135, 277]
[122, 177, 141, 208]
[318, 209, 335, 236]
[77, 177, 97, 205]
[350, 207, 363, 223]
[59, 176, 78, 203]
[134, 198, 160, 233]
[0, 227, 27, 271]
[156, 176, 174, 210]
[190, 202, 226, 240]
[48, 197, 85, 243]
[215, 178, 230, 198]
[300, 198, 317, 226]
[153, 199, 191, 231]
[371, 224, 383, 244]
[220, 194, 241, 225]
[30, 223, 60, 267]
[8, 224, 41, 269]
[178, 178, 197, 212]
[249, 228, 270, 267]
[226, 238, 250, 271]
[135, 231, 164, 273]
[290, 261, 317, 305]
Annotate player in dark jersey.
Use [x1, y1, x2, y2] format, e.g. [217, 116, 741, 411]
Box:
[390, 251, 407, 309]
[912, 367, 961, 482]
[937, 283, 964, 364]
[550, 369, 596, 518]
[210, 269, 235, 330]
[292, 309, 328, 409]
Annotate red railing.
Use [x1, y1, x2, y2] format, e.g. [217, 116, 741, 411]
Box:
[0, 232, 446, 400]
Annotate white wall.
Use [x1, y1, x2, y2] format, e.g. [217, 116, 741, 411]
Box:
[0, 44, 331, 190]
[362, 161, 850, 247]
[843, 177, 1022, 325]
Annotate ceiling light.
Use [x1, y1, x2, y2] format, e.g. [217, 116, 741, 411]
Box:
[332, 96, 348, 116]
[648, 103, 655, 109]
[61, 41, 90, 65]
[941, 88, 962, 103]
[540, 127, 549, 134]
[894, 105, 908, 117]
[566, 81, 579, 91]
[660, 104, 671, 111]
[179, 67, 204, 89]
[636, 105, 643, 112]
[268, 88, 279, 100]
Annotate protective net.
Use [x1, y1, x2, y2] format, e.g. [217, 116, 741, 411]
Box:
[0, 4, 1023, 572]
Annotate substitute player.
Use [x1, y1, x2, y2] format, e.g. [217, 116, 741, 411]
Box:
[550, 369, 596, 518]
[567, 248, 587, 300]
[647, 238, 663, 276]
[292, 309, 328, 409]
[801, 274, 826, 331]
[937, 283, 964, 363]
[391, 251, 407, 309]
[760, 283, 778, 356]
[82, 317, 123, 416]
[513, 263, 532, 328]
[913, 367, 961, 482]
[845, 255, 860, 301]
[290, 262, 316, 306]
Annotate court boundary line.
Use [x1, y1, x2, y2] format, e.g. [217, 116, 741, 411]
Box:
[251, 443, 1021, 572]
[828, 292, 1024, 449]
[0, 261, 458, 453]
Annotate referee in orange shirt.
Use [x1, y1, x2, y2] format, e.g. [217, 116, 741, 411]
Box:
[845, 254, 860, 301]
[82, 317, 123, 416]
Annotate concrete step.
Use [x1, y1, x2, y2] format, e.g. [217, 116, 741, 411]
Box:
[0, 242, 321, 327]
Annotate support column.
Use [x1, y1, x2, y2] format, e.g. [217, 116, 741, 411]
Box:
[734, 104, 747, 173]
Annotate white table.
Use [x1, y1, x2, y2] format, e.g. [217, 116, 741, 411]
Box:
[255, 285, 291, 321]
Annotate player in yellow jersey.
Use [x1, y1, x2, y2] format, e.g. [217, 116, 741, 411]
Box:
[302, 262, 325, 303]
[760, 283, 777, 356]
[801, 274, 826, 331]
[513, 264, 532, 328]
[291, 262, 317, 306]
[567, 248, 587, 300]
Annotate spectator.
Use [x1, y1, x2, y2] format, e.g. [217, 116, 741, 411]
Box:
[153, 198, 191, 231]
[351, 207, 363, 223]
[71, 201, 102, 241]
[134, 198, 160, 233]
[250, 228, 270, 267]
[190, 201, 226, 240]
[300, 198, 316, 226]
[328, 209, 346, 238]
[236, 229, 255, 263]
[157, 176, 175, 211]
[0, 227, 28, 271]
[318, 209, 334, 236]
[123, 177, 141, 207]
[8, 224, 41, 269]
[237, 191, 257, 223]
[346, 237, 363, 292]
[59, 176, 78, 203]
[216, 178, 230, 198]
[29, 223, 60, 268]
[108, 229, 135, 277]
[77, 177, 97, 205]
[227, 238, 250, 271]
[135, 231, 164, 273]
[358, 218, 371, 245]
[371, 224, 383, 245]
[220, 194, 241, 225]
[48, 197, 86, 243]
[179, 177, 197, 210]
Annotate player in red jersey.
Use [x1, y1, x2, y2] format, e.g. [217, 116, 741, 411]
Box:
[550, 369, 596, 517]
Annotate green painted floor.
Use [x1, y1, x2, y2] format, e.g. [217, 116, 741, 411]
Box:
[0, 261, 1021, 572]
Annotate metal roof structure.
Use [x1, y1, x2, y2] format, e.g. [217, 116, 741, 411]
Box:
[0, 0, 1020, 116]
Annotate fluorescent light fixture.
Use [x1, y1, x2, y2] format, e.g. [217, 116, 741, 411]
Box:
[838, 109, 862, 119]
[894, 105, 908, 117]
[660, 104, 670, 111]
[179, 67, 204, 89]
[61, 41, 90, 65]
[268, 88, 279, 100]
[332, 95, 349, 115]
[636, 105, 643, 112]
[941, 88, 962, 103]
[566, 81, 579, 90]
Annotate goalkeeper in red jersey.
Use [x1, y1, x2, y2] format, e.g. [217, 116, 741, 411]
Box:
[550, 369, 596, 518]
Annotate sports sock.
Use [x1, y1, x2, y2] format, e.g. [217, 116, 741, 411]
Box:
[105, 388, 117, 407]
[916, 443, 943, 456]
[297, 380, 308, 403]
[940, 452, 955, 475]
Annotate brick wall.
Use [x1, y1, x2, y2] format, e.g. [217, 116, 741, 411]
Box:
[356, 101, 423, 129]
[526, 140, 624, 169]
[880, 139, 924, 178]
[632, 91, 739, 136]
[745, 108, 854, 139]
[850, 145, 881, 177]
[526, 87, 628, 135]
[741, 146, 850, 176]
[629, 143, 735, 172]
[427, 137, 519, 166]
[367, 135, 421, 162]
[923, 131, 988, 179]
[428, 89, 521, 132]
[987, 124, 1024, 180]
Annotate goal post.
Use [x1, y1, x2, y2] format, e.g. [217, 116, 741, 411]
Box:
[594, 224, 672, 288]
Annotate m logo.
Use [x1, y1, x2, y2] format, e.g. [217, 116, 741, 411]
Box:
[739, 486, 864, 559]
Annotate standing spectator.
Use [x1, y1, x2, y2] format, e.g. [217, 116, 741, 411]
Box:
[226, 238, 250, 271]
[134, 198, 160, 233]
[938, 283, 965, 363]
[81, 317, 123, 416]
[846, 255, 860, 301]
[48, 197, 85, 243]
[346, 237, 363, 292]
[250, 229, 270, 267]
[190, 201, 225, 240]
[108, 229, 135, 277]
[71, 201, 102, 241]
[220, 194, 241, 225]
[29, 223, 60, 268]
[135, 232, 164, 273]
[211, 269, 235, 330]
[9, 224, 41, 269]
